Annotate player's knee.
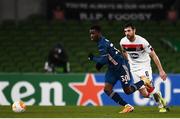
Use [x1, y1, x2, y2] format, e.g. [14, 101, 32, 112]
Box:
[144, 94, 150, 98]
[124, 90, 131, 95]
[123, 87, 133, 95]
[141, 92, 150, 98]
[140, 92, 149, 98]
[139, 88, 150, 98]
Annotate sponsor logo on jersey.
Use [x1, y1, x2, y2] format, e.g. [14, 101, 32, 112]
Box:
[129, 53, 139, 59]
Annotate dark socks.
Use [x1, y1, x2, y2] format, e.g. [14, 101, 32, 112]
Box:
[130, 80, 144, 92]
[105, 90, 127, 106]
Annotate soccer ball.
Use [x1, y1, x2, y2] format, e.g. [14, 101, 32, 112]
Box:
[12, 101, 26, 113]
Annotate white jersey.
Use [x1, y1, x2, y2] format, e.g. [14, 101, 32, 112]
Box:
[120, 35, 153, 72]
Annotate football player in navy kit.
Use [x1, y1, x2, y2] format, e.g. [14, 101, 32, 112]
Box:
[88, 25, 151, 113]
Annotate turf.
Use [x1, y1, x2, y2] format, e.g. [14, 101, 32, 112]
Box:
[0, 106, 179, 118]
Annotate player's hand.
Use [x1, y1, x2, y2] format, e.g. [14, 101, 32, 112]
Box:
[88, 53, 94, 61]
[159, 70, 167, 81]
[96, 63, 103, 71]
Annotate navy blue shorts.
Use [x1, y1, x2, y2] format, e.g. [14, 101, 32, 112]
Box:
[105, 64, 132, 88]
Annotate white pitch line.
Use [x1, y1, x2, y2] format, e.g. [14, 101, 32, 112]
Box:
[114, 89, 124, 93]
[173, 89, 180, 93]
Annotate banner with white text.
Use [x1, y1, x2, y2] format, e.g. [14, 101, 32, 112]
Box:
[61, 0, 175, 20]
[0, 73, 179, 106]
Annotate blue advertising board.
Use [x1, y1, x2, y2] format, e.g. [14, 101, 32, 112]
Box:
[0, 73, 179, 106]
[95, 73, 180, 106]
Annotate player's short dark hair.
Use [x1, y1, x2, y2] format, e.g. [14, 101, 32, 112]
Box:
[124, 23, 136, 30]
[90, 25, 101, 32]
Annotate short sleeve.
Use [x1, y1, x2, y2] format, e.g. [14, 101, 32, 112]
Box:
[144, 39, 153, 53]
[119, 38, 123, 46]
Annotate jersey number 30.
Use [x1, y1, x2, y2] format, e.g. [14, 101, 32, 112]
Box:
[121, 75, 129, 84]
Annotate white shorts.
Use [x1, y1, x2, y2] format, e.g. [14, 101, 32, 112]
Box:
[131, 66, 152, 84]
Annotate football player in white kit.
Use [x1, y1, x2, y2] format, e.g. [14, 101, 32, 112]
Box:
[120, 23, 168, 112]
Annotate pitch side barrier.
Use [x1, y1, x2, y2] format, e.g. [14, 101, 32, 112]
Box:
[0, 73, 179, 106]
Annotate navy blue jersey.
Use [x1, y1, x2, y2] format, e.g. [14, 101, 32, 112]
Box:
[92, 36, 128, 70]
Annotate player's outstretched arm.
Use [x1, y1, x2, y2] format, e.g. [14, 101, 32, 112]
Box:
[96, 63, 103, 71]
[88, 53, 108, 64]
[149, 51, 167, 81]
[88, 53, 94, 61]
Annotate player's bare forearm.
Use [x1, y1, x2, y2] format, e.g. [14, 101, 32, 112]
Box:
[122, 51, 128, 60]
[120, 46, 128, 60]
[150, 51, 167, 80]
[150, 51, 163, 71]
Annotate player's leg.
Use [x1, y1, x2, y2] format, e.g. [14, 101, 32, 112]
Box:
[130, 71, 149, 97]
[138, 69, 168, 112]
[123, 81, 146, 95]
[50, 64, 55, 72]
[147, 84, 168, 112]
[104, 83, 127, 106]
[153, 91, 169, 112]
[138, 87, 149, 98]
[143, 79, 168, 112]
[120, 65, 149, 95]
[133, 68, 156, 97]
[62, 62, 70, 73]
[104, 70, 134, 113]
[143, 69, 168, 112]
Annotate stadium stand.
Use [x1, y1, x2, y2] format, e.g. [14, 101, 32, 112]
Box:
[0, 18, 180, 73]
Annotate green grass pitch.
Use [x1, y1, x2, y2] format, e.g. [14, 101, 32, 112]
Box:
[0, 106, 180, 118]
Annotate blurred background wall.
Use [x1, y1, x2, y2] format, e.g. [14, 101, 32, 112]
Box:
[0, 0, 179, 21]
[0, 0, 179, 73]
[0, 0, 45, 20]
